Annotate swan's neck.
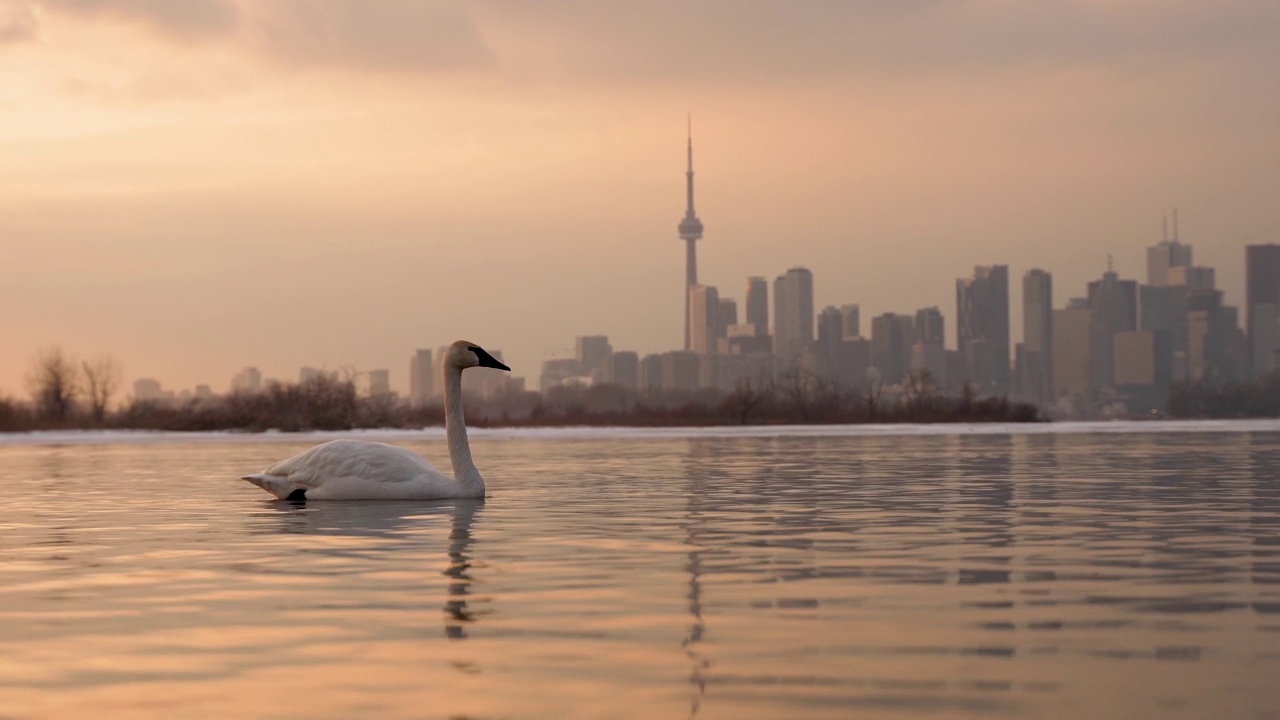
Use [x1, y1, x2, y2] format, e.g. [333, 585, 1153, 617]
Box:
[443, 365, 483, 492]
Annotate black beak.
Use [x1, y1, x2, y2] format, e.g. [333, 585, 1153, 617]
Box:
[471, 346, 511, 372]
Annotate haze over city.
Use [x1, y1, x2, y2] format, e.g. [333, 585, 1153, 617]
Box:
[2, 1, 1277, 397]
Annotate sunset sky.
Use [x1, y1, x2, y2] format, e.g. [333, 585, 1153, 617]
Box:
[2, 0, 1277, 397]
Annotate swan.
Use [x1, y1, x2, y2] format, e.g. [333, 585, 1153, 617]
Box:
[241, 340, 510, 500]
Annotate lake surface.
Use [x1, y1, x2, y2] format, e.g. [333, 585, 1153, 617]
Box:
[1, 423, 1278, 719]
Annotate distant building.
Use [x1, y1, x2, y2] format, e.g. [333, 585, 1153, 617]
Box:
[661, 351, 701, 392]
[539, 358, 583, 391]
[688, 285, 721, 356]
[1247, 244, 1280, 376]
[299, 367, 336, 384]
[409, 349, 434, 404]
[773, 267, 814, 369]
[602, 351, 639, 390]
[1053, 299, 1091, 403]
[1020, 269, 1053, 404]
[576, 336, 612, 376]
[1253, 303, 1280, 377]
[721, 324, 772, 355]
[1147, 240, 1192, 287]
[956, 265, 1010, 393]
[230, 366, 261, 394]
[638, 353, 664, 394]
[744, 277, 769, 337]
[1167, 265, 1215, 291]
[133, 378, 164, 402]
[1139, 284, 1190, 382]
[194, 384, 214, 401]
[679, 126, 705, 350]
[912, 306, 946, 388]
[1087, 270, 1138, 393]
[870, 312, 914, 386]
[368, 369, 390, 396]
[839, 304, 861, 339]
[718, 299, 738, 340]
[711, 352, 774, 393]
[1187, 290, 1246, 382]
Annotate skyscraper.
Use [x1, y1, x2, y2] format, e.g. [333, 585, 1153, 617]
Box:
[1087, 270, 1138, 392]
[1021, 269, 1053, 404]
[745, 277, 768, 336]
[678, 119, 704, 351]
[1147, 210, 1192, 286]
[409, 349, 433, 403]
[839, 304, 861, 338]
[773, 267, 814, 368]
[368, 369, 391, 396]
[1053, 299, 1091, 402]
[1246, 244, 1280, 375]
[688, 285, 720, 355]
[956, 265, 1010, 392]
[576, 335, 612, 375]
[912, 306, 946, 386]
[871, 313, 914, 385]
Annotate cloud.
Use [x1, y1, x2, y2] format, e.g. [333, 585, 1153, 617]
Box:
[0, 2, 37, 43]
[250, 0, 493, 72]
[476, 0, 1280, 83]
[40, 0, 239, 40]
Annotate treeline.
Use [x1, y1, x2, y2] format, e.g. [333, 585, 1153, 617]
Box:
[3, 359, 1040, 432]
[1167, 373, 1280, 418]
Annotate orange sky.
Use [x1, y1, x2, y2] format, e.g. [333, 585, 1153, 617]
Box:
[2, 0, 1277, 397]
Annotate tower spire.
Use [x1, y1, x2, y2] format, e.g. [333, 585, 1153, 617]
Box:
[678, 115, 705, 351]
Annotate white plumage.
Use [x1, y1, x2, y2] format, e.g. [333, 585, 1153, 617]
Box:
[241, 340, 510, 501]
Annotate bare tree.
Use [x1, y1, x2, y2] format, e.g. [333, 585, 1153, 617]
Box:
[81, 355, 122, 423]
[778, 367, 816, 422]
[722, 375, 771, 425]
[860, 369, 885, 421]
[902, 368, 938, 418]
[26, 346, 79, 422]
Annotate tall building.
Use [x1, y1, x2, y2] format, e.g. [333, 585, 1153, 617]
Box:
[773, 267, 814, 368]
[368, 369, 391, 396]
[1246, 244, 1280, 376]
[134, 378, 164, 402]
[576, 335, 612, 376]
[678, 119, 705, 351]
[1021, 269, 1053, 404]
[870, 312, 914, 385]
[1087, 270, 1139, 393]
[1187, 290, 1246, 382]
[1147, 211, 1192, 286]
[688, 285, 721, 355]
[745, 277, 768, 336]
[230, 366, 261, 394]
[912, 306, 946, 386]
[956, 265, 1010, 392]
[409, 349, 434, 403]
[602, 351, 639, 390]
[717, 298, 738, 340]
[1139, 284, 1189, 382]
[839, 304, 861, 339]
[1053, 299, 1091, 403]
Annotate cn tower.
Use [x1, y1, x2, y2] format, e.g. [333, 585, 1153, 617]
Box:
[678, 116, 704, 351]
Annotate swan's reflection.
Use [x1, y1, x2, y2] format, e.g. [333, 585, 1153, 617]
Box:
[251, 499, 486, 639]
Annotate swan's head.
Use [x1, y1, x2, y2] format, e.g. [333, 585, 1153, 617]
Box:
[447, 340, 511, 372]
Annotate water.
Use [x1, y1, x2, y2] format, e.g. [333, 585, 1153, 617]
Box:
[1, 424, 1278, 719]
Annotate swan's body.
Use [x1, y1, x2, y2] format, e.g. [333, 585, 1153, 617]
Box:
[241, 340, 509, 501]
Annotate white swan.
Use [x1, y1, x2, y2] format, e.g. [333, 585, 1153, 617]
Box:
[241, 340, 510, 500]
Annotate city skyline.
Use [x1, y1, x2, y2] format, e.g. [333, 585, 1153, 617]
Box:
[2, 1, 1277, 397]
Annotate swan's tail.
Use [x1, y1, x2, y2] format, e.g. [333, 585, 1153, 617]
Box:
[242, 473, 297, 500]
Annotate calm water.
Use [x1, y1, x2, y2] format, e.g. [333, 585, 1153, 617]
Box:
[1, 424, 1279, 719]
